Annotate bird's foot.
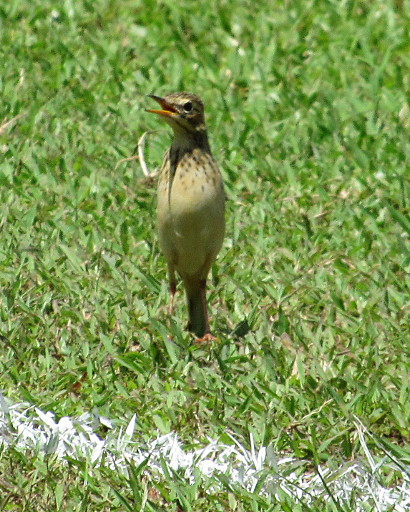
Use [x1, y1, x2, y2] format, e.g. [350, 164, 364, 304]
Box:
[193, 333, 218, 344]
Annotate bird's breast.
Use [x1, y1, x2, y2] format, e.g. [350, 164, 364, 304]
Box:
[157, 150, 225, 275]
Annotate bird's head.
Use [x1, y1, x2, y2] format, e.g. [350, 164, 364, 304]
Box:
[146, 92, 206, 134]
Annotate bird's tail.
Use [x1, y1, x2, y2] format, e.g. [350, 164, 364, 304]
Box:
[184, 278, 209, 338]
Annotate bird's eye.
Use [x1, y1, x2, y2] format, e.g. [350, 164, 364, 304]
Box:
[183, 101, 193, 112]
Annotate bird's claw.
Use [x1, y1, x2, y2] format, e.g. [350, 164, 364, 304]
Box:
[193, 333, 218, 344]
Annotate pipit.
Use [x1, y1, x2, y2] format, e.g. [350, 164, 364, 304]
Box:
[147, 92, 225, 341]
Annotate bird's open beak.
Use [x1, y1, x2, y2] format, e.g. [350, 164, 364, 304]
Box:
[146, 95, 177, 117]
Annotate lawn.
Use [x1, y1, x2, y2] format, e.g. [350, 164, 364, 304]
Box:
[0, 0, 409, 510]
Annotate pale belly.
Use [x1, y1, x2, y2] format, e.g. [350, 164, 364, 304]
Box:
[157, 167, 225, 278]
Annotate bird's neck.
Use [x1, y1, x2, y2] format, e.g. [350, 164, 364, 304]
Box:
[171, 127, 211, 155]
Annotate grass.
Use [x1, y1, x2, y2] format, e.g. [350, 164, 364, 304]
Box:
[1, 0, 409, 509]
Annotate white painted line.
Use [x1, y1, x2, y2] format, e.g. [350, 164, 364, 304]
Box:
[1, 395, 409, 510]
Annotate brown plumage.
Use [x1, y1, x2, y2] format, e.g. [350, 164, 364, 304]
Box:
[147, 92, 225, 340]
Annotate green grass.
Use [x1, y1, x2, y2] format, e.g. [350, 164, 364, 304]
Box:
[1, 0, 409, 509]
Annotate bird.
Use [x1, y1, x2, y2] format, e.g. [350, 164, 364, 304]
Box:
[146, 92, 225, 341]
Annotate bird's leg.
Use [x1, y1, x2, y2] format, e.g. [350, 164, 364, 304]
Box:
[193, 279, 217, 343]
[168, 267, 176, 316]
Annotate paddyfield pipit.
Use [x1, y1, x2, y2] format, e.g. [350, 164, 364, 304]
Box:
[147, 92, 225, 341]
